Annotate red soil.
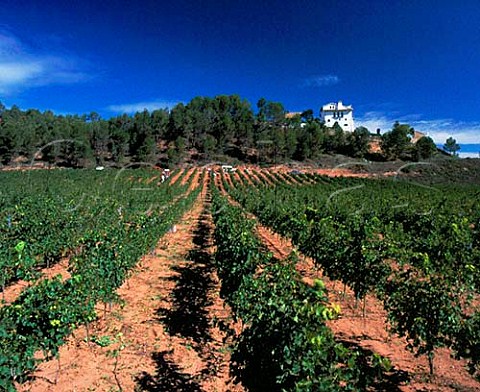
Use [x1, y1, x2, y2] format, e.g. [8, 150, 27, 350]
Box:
[255, 224, 480, 392]
[236, 168, 255, 186]
[268, 164, 396, 179]
[215, 182, 480, 391]
[186, 168, 202, 192]
[222, 172, 235, 189]
[254, 169, 275, 186]
[168, 168, 185, 185]
[230, 170, 245, 186]
[278, 172, 301, 185]
[1, 256, 71, 307]
[17, 183, 244, 392]
[213, 171, 228, 196]
[180, 167, 196, 186]
[145, 175, 158, 184]
[244, 169, 263, 186]
[11, 169, 479, 391]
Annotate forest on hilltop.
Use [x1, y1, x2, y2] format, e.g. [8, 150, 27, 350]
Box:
[0, 95, 438, 168]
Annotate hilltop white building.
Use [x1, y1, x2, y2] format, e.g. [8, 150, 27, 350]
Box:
[320, 101, 355, 132]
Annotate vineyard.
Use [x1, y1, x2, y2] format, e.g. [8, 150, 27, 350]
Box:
[0, 165, 479, 391]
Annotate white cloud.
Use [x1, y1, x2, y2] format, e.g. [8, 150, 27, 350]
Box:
[419, 126, 480, 145]
[0, 31, 89, 94]
[106, 100, 181, 114]
[303, 74, 340, 87]
[458, 152, 480, 158]
[356, 111, 480, 144]
[0, 62, 43, 85]
[355, 111, 392, 134]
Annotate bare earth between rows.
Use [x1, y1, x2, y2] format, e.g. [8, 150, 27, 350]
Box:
[255, 224, 480, 392]
[212, 175, 479, 391]
[18, 182, 243, 392]
[12, 173, 480, 391]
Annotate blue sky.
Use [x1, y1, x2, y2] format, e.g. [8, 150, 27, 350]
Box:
[1, 0, 479, 144]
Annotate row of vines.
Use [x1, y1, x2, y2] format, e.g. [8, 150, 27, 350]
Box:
[0, 168, 199, 390]
[211, 187, 392, 391]
[223, 169, 480, 379]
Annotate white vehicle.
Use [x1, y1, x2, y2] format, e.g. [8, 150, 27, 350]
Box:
[221, 165, 237, 173]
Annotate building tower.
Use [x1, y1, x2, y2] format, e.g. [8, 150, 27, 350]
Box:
[320, 101, 355, 132]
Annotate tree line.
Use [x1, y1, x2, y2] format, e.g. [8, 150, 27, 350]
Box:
[0, 96, 447, 168]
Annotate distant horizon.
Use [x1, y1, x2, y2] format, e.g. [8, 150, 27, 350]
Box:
[456, 144, 480, 152]
[455, 144, 480, 159]
[433, 143, 480, 159]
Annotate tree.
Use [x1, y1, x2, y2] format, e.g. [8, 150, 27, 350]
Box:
[443, 137, 460, 157]
[309, 122, 326, 158]
[108, 114, 131, 163]
[323, 123, 346, 154]
[256, 98, 268, 122]
[254, 98, 287, 161]
[0, 126, 15, 164]
[348, 126, 371, 158]
[87, 112, 110, 165]
[232, 97, 255, 149]
[284, 128, 298, 159]
[301, 109, 314, 123]
[415, 136, 437, 160]
[129, 110, 157, 162]
[150, 109, 170, 143]
[271, 127, 287, 161]
[167, 136, 186, 166]
[168, 103, 187, 142]
[294, 128, 313, 160]
[256, 98, 285, 125]
[381, 122, 414, 160]
[295, 122, 324, 160]
[202, 134, 217, 156]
